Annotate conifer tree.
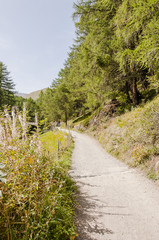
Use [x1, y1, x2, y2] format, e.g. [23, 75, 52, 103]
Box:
[38, 0, 159, 123]
[0, 62, 15, 108]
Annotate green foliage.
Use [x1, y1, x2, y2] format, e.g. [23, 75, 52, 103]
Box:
[38, 0, 159, 123]
[26, 97, 40, 122]
[73, 112, 91, 123]
[0, 62, 15, 109]
[37, 88, 61, 124]
[26, 88, 47, 101]
[0, 108, 77, 239]
[93, 95, 159, 175]
[14, 96, 26, 111]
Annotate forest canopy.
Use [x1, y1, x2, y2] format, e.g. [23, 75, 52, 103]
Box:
[1, 0, 159, 125]
[38, 0, 159, 124]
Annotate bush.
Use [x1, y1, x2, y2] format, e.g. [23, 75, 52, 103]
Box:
[0, 106, 77, 239]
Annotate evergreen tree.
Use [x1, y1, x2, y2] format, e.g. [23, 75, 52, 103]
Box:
[0, 62, 15, 108]
[14, 96, 26, 111]
[38, 0, 159, 123]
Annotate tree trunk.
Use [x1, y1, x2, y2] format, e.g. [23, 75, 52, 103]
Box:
[65, 112, 67, 126]
[131, 78, 139, 106]
[125, 81, 132, 103]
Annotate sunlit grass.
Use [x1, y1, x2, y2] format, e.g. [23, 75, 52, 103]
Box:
[0, 107, 77, 240]
[91, 95, 159, 177]
[41, 130, 68, 153]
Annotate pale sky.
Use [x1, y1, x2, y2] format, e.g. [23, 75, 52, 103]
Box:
[0, 0, 76, 93]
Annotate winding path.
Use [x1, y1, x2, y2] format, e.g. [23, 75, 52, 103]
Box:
[68, 130, 159, 240]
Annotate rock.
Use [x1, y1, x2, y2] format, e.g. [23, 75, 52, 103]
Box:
[155, 161, 159, 173]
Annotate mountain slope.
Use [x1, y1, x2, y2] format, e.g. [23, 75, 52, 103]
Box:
[16, 88, 47, 100]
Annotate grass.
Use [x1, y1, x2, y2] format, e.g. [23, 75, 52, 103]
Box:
[0, 106, 77, 240]
[72, 113, 91, 124]
[39, 131, 77, 240]
[85, 95, 159, 180]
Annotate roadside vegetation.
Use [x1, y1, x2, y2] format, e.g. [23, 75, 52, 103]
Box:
[35, 0, 159, 182]
[71, 95, 159, 182]
[37, 0, 159, 127]
[0, 107, 77, 240]
[1, 0, 159, 236]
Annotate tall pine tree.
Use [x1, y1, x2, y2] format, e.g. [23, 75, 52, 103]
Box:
[0, 62, 15, 108]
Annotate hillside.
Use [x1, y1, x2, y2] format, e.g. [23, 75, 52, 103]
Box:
[27, 88, 47, 100]
[16, 88, 47, 100]
[71, 95, 159, 182]
[16, 93, 28, 98]
[37, 0, 159, 127]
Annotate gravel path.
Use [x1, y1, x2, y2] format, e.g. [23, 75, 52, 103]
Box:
[68, 130, 159, 240]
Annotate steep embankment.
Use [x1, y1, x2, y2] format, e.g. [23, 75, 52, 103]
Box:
[92, 96, 159, 181]
[73, 96, 159, 182]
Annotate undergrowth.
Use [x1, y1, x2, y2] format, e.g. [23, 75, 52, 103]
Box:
[87, 95, 159, 179]
[0, 106, 77, 240]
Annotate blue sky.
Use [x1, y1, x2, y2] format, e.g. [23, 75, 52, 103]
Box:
[0, 0, 76, 93]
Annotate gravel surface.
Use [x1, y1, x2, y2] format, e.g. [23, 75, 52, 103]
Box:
[68, 130, 159, 240]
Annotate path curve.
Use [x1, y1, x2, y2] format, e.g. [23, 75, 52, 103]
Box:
[68, 130, 159, 240]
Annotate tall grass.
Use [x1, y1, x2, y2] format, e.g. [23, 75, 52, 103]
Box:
[88, 95, 159, 178]
[0, 106, 77, 240]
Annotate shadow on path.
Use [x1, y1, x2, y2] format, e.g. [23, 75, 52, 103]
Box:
[75, 191, 114, 240]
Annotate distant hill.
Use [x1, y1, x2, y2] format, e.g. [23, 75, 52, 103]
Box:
[16, 88, 47, 100]
[16, 93, 28, 98]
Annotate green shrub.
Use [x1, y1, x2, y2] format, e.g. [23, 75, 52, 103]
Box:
[0, 107, 77, 240]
